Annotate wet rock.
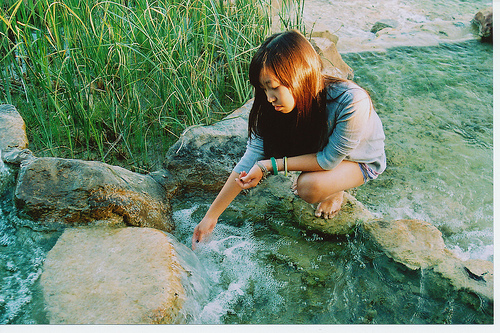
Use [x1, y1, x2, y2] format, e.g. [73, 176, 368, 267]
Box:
[292, 189, 374, 235]
[435, 258, 493, 305]
[15, 157, 173, 231]
[472, 7, 493, 42]
[362, 219, 493, 303]
[40, 226, 186, 324]
[370, 20, 399, 34]
[362, 219, 448, 270]
[241, 175, 374, 236]
[0, 104, 28, 153]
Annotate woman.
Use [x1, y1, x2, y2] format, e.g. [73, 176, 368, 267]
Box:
[192, 30, 386, 249]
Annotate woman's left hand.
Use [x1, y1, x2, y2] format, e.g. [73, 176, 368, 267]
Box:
[235, 165, 262, 189]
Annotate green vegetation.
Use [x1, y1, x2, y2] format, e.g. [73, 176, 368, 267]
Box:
[0, 0, 304, 172]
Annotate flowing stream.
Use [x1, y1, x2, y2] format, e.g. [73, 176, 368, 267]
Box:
[0, 0, 494, 325]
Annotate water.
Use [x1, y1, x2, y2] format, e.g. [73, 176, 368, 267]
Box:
[0, 0, 494, 326]
[342, 40, 493, 263]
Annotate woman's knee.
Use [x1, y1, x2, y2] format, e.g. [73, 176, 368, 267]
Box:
[296, 173, 322, 204]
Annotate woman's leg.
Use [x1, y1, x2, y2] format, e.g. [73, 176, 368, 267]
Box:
[295, 160, 364, 219]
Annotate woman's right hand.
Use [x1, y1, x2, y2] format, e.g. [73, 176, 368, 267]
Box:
[235, 164, 263, 189]
[192, 216, 217, 250]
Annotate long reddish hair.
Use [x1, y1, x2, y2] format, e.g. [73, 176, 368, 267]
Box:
[248, 30, 340, 158]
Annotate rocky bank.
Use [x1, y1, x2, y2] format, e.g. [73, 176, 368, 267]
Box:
[0, 24, 494, 324]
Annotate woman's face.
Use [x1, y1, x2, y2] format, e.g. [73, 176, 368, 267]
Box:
[259, 69, 296, 114]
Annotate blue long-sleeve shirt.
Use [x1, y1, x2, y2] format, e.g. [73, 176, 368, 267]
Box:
[234, 80, 386, 175]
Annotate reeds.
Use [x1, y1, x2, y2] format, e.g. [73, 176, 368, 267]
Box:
[0, 0, 304, 171]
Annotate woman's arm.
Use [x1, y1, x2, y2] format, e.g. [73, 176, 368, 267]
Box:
[237, 153, 323, 190]
[191, 171, 243, 249]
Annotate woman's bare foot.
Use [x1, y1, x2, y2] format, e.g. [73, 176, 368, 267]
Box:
[315, 191, 344, 219]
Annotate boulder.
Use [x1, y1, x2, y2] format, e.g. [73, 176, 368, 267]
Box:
[370, 20, 399, 34]
[14, 157, 173, 231]
[1, 147, 35, 166]
[362, 219, 493, 303]
[0, 104, 28, 153]
[362, 219, 449, 270]
[237, 175, 374, 236]
[310, 32, 354, 79]
[40, 226, 187, 324]
[155, 100, 251, 194]
[472, 7, 493, 41]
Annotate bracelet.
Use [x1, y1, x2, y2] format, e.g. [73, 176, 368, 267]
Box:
[283, 156, 288, 176]
[256, 161, 270, 179]
[270, 157, 278, 175]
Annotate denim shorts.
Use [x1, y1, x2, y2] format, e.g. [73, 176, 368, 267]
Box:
[359, 163, 380, 183]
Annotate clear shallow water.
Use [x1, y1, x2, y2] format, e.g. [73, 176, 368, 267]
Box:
[0, 40, 493, 327]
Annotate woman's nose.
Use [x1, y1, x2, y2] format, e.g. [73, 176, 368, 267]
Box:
[266, 91, 276, 103]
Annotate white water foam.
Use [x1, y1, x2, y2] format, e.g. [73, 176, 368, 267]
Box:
[172, 205, 285, 324]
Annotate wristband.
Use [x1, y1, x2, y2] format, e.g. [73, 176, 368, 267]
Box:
[256, 161, 270, 179]
[284, 156, 288, 176]
[270, 157, 278, 175]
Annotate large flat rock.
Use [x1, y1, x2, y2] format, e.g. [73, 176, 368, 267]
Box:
[40, 226, 186, 324]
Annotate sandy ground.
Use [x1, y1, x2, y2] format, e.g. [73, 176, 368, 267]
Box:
[301, 0, 491, 52]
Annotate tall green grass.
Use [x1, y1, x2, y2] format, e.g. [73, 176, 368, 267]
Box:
[0, 0, 304, 172]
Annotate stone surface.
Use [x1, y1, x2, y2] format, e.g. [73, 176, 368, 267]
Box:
[362, 218, 493, 303]
[472, 7, 493, 41]
[362, 219, 448, 270]
[310, 34, 353, 79]
[40, 226, 186, 324]
[370, 20, 399, 34]
[1, 147, 35, 166]
[238, 175, 374, 236]
[0, 104, 28, 153]
[156, 100, 251, 194]
[15, 157, 173, 231]
[435, 258, 494, 304]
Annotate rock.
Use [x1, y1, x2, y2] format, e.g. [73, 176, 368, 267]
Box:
[310, 34, 354, 79]
[157, 100, 251, 194]
[362, 219, 493, 303]
[472, 7, 493, 41]
[14, 157, 173, 231]
[370, 20, 399, 34]
[435, 258, 493, 304]
[362, 219, 450, 270]
[1, 147, 35, 166]
[0, 104, 29, 153]
[293, 189, 374, 235]
[240, 175, 374, 236]
[40, 226, 187, 324]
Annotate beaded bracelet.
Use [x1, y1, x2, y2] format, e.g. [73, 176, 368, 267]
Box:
[256, 161, 270, 179]
[270, 157, 278, 175]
